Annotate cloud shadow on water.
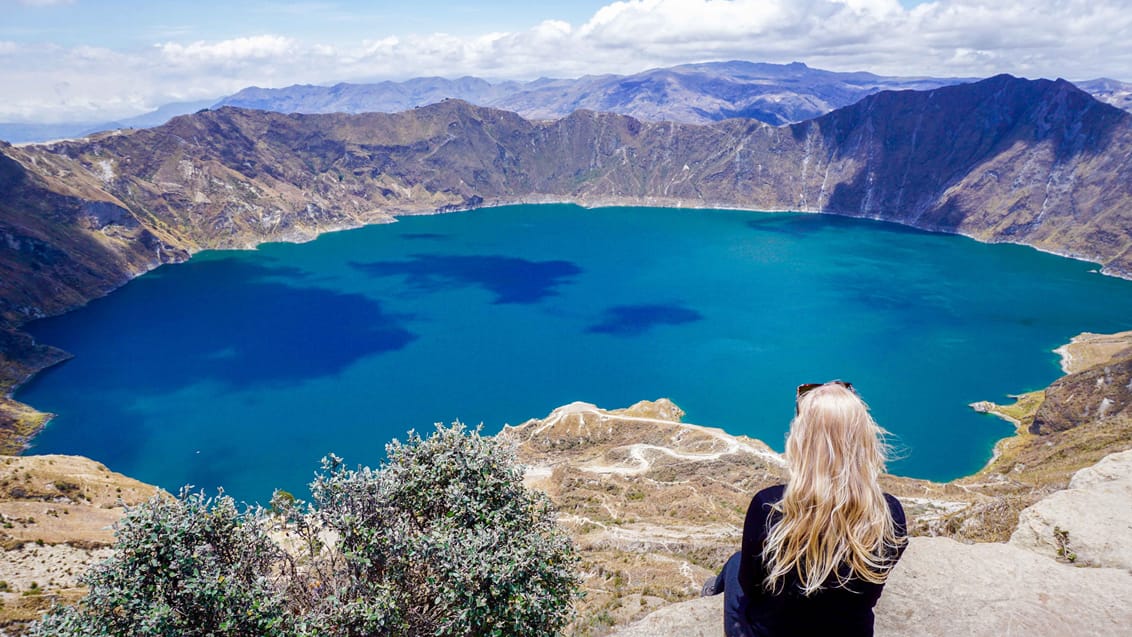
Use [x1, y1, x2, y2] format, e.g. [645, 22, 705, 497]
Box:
[36, 259, 419, 394]
[400, 233, 449, 240]
[746, 213, 930, 239]
[24, 256, 421, 484]
[746, 215, 832, 237]
[350, 254, 582, 304]
[587, 303, 704, 336]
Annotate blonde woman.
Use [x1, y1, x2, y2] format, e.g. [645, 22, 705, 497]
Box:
[703, 381, 907, 637]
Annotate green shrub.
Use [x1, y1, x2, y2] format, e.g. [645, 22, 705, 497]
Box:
[295, 422, 581, 636]
[53, 480, 80, 493]
[33, 423, 581, 637]
[32, 490, 296, 637]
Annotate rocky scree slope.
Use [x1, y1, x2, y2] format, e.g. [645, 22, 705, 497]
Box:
[0, 455, 158, 628]
[2, 74, 1132, 440]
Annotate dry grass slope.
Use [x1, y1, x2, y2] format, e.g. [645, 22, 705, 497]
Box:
[0, 455, 159, 630]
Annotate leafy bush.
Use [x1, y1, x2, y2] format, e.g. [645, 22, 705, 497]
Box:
[33, 423, 580, 637]
[32, 489, 295, 637]
[302, 424, 581, 636]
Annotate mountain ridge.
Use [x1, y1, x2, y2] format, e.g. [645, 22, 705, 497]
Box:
[0, 60, 1018, 144]
[3, 60, 1126, 146]
[215, 60, 972, 128]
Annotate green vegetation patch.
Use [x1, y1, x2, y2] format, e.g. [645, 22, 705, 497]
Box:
[32, 423, 582, 637]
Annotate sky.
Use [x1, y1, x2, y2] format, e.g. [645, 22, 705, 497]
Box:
[1, 0, 1129, 123]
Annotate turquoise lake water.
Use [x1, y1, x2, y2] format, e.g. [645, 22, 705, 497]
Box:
[19, 204, 1132, 503]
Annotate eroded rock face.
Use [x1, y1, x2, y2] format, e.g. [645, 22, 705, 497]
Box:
[1009, 448, 1132, 571]
[1030, 357, 1132, 434]
[609, 448, 1132, 637]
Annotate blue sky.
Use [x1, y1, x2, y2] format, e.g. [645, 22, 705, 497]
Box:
[0, 0, 939, 46]
[1, 1, 613, 45]
[1, 0, 1128, 123]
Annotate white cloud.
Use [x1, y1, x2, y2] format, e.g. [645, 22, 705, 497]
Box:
[2, 0, 1131, 122]
[158, 35, 298, 65]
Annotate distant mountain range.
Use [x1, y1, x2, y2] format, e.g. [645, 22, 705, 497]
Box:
[214, 61, 970, 126]
[4, 60, 1128, 144]
[1074, 78, 1132, 111]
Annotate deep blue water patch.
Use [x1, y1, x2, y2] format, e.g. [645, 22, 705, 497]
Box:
[19, 204, 1132, 503]
[31, 259, 417, 392]
[588, 304, 704, 336]
[399, 233, 448, 240]
[350, 254, 582, 304]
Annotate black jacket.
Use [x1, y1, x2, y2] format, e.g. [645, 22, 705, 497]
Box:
[727, 484, 907, 637]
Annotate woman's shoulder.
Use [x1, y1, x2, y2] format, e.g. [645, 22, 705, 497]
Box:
[753, 484, 787, 506]
[744, 484, 787, 533]
[883, 492, 908, 530]
[882, 492, 904, 513]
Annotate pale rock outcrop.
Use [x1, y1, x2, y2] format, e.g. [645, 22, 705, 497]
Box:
[874, 537, 1132, 636]
[1009, 448, 1132, 571]
[607, 596, 722, 637]
[610, 449, 1132, 637]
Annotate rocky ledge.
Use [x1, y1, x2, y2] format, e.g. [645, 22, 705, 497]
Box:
[610, 448, 1132, 637]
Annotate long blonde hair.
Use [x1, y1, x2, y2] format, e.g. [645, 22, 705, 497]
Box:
[762, 382, 904, 595]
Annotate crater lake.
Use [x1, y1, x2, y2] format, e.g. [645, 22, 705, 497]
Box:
[19, 204, 1132, 502]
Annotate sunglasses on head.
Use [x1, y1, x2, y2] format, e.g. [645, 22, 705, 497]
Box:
[796, 380, 854, 399]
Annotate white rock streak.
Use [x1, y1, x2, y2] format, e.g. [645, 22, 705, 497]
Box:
[523, 400, 785, 478]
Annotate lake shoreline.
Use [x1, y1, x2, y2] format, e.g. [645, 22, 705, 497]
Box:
[4, 201, 1127, 484]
